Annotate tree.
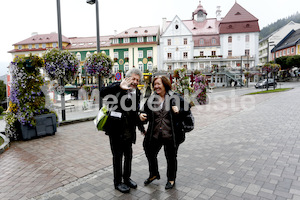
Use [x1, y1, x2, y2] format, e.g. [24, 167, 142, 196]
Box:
[286, 55, 300, 68]
[0, 80, 6, 102]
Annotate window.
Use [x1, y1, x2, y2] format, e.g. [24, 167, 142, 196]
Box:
[147, 62, 153, 71]
[113, 39, 118, 44]
[183, 65, 187, 69]
[137, 37, 143, 43]
[42, 43, 46, 48]
[168, 65, 172, 71]
[245, 63, 249, 69]
[124, 63, 129, 72]
[76, 52, 81, 61]
[147, 37, 153, 42]
[114, 52, 119, 59]
[283, 50, 286, 56]
[200, 51, 204, 56]
[86, 52, 91, 58]
[124, 38, 129, 43]
[211, 51, 216, 56]
[280, 51, 282, 56]
[18, 45, 22, 50]
[228, 36, 232, 43]
[35, 44, 39, 49]
[291, 47, 295, 53]
[101, 51, 106, 55]
[167, 53, 172, 59]
[138, 51, 143, 58]
[167, 39, 171, 46]
[287, 48, 290, 55]
[139, 63, 143, 72]
[183, 52, 188, 59]
[114, 64, 119, 73]
[228, 50, 232, 56]
[276, 52, 279, 57]
[200, 39, 204, 45]
[212, 39, 216, 44]
[53, 43, 57, 48]
[147, 50, 152, 57]
[183, 38, 187, 45]
[28, 44, 32, 49]
[124, 51, 129, 58]
[245, 35, 249, 42]
[175, 25, 179, 29]
[245, 49, 250, 56]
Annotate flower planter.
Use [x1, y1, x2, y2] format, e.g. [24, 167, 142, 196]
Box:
[21, 113, 57, 140]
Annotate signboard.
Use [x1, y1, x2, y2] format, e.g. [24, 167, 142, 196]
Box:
[115, 72, 122, 81]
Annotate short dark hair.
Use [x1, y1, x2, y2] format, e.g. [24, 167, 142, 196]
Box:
[152, 76, 172, 92]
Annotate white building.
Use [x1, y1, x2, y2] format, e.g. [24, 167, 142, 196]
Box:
[159, 1, 260, 86]
[259, 21, 300, 65]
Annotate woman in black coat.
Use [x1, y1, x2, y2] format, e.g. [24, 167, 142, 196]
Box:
[139, 76, 191, 189]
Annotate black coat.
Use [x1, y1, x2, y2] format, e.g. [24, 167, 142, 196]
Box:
[100, 82, 143, 143]
[142, 91, 191, 148]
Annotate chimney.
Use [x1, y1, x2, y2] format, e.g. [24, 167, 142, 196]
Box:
[162, 18, 167, 33]
[216, 6, 221, 21]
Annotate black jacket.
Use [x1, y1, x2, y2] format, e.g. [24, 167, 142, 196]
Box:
[100, 82, 143, 143]
[142, 91, 191, 148]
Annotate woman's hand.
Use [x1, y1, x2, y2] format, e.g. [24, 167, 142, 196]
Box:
[172, 106, 179, 114]
[139, 113, 147, 121]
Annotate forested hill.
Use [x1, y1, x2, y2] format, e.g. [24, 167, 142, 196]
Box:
[259, 12, 300, 40]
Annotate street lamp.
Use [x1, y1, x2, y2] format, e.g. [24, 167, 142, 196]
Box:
[87, 0, 102, 108]
[271, 44, 277, 90]
[56, 0, 66, 121]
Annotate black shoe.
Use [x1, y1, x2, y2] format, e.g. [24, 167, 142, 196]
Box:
[144, 175, 160, 185]
[124, 178, 137, 189]
[165, 181, 175, 189]
[115, 183, 130, 193]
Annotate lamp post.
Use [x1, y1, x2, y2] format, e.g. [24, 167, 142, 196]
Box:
[87, 0, 102, 108]
[56, 0, 66, 121]
[272, 45, 277, 90]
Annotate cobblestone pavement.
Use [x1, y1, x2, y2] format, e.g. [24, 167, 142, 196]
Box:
[1, 83, 300, 200]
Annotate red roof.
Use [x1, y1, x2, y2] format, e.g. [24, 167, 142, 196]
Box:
[67, 36, 112, 50]
[13, 33, 70, 45]
[111, 26, 159, 39]
[219, 3, 259, 34]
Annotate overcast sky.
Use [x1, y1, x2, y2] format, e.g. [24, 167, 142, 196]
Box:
[0, 0, 299, 76]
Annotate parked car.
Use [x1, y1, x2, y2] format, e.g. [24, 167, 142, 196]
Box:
[255, 79, 277, 89]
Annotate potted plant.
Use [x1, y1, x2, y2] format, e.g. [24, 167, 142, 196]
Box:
[84, 53, 113, 77]
[43, 48, 80, 84]
[5, 55, 57, 140]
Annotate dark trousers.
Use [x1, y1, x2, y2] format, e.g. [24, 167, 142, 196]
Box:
[144, 137, 179, 181]
[109, 136, 133, 186]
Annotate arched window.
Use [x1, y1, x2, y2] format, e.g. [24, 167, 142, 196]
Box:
[147, 62, 153, 71]
[212, 38, 216, 44]
[245, 35, 250, 42]
[76, 52, 81, 61]
[228, 36, 232, 43]
[86, 52, 91, 58]
[199, 39, 204, 45]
